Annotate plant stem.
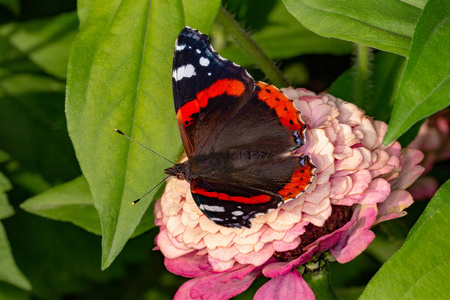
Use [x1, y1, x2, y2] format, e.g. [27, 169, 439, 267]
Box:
[215, 6, 289, 87]
[303, 267, 338, 300]
[354, 44, 371, 108]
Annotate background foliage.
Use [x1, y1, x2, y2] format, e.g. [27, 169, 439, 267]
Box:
[0, 0, 448, 299]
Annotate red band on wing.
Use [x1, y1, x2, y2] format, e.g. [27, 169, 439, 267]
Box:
[177, 79, 246, 127]
[278, 158, 315, 200]
[193, 187, 272, 204]
[256, 82, 305, 131]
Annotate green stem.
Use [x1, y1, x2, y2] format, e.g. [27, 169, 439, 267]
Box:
[303, 267, 338, 300]
[215, 6, 289, 87]
[354, 44, 370, 107]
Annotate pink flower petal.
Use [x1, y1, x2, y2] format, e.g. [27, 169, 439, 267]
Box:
[187, 267, 260, 300]
[255, 270, 315, 300]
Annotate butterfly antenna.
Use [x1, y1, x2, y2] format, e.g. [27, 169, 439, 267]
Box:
[115, 129, 175, 164]
[132, 175, 170, 205]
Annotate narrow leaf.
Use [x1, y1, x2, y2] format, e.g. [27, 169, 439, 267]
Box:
[384, 0, 450, 144]
[282, 0, 423, 56]
[360, 180, 450, 299]
[0, 223, 32, 290]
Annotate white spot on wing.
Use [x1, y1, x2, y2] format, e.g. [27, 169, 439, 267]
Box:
[199, 57, 210, 67]
[232, 211, 244, 216]
[210, 217, 224, 222]
[207, 72, 211, 76]
[175, 44, 186, 51]
[200, 204, 225, 212]
[196, 49, 201, 54]
[173, 64, 196, 81]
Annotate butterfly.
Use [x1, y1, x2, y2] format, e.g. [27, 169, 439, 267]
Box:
[165, 27, 315, 228]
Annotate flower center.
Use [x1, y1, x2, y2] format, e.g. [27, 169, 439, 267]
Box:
[273, 205, 353, 262]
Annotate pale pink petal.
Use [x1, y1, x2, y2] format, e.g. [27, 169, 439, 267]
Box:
[331, 206, 377, 263]
[190, 267, 260, 300]
[255, 270, 315, 300]
[374, 190, 414, 225]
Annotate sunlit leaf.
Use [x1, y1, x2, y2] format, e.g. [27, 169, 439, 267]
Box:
[384, 0, 450, 144]
[66, 0, 220, 269]
[360, 180, 450, 299]
[282, 0, 423, 56]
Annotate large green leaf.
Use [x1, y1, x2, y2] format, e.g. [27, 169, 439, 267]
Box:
[0, 12, 78, 79]
[282, 0, 424, 56]
[218, 1, 353, 66]
[66, 0, 220, 269]
[360, 180, 450, 299]
[383, 0, 450, 144]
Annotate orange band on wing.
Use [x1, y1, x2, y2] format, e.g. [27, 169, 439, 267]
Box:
[256, 82, 305, 131]
[177, 79, 246, 127]
[278, 159, 315, 200]
[193, 187, 272, 204]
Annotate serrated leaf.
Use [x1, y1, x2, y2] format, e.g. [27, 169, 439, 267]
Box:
[0, 223, 31, 291]
[360, 180, 450, 299]
[384, 0, 450, 144]
[0, 12, 78, 79]
[66, 0, 220, 269]
[282, 0, 423, 56]
[218, 1, 353, 65]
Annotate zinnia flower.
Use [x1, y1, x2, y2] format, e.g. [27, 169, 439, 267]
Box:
[154, 87, 425, 299]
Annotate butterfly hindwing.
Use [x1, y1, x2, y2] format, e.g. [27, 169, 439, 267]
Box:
[191, 179, 283, 228]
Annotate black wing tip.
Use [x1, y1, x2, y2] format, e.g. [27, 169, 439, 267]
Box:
[178, 26, 208, 42]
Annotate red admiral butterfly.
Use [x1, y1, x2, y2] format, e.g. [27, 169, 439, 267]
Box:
[165, 27, 315, 228]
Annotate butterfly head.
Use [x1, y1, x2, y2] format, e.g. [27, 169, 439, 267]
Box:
[164, 161, 192, 182]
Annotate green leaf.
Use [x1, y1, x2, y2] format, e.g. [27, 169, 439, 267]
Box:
[360, 180, 450, 299]
[0, 223, 31, 291]
[0, 193, 14, 220]
[217, 1, 353, 66]
[0, 74, 80, 183]
[282, 0, 423, 56]
[66, 0, 220, 269]
[20, 176, 155, 237]
[0, 12, 79, 79]
[20, 176, 101, 235]
[182, 0, 220, 33]
[384, 0, 450, 144]
[0, 167, 14, 220]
